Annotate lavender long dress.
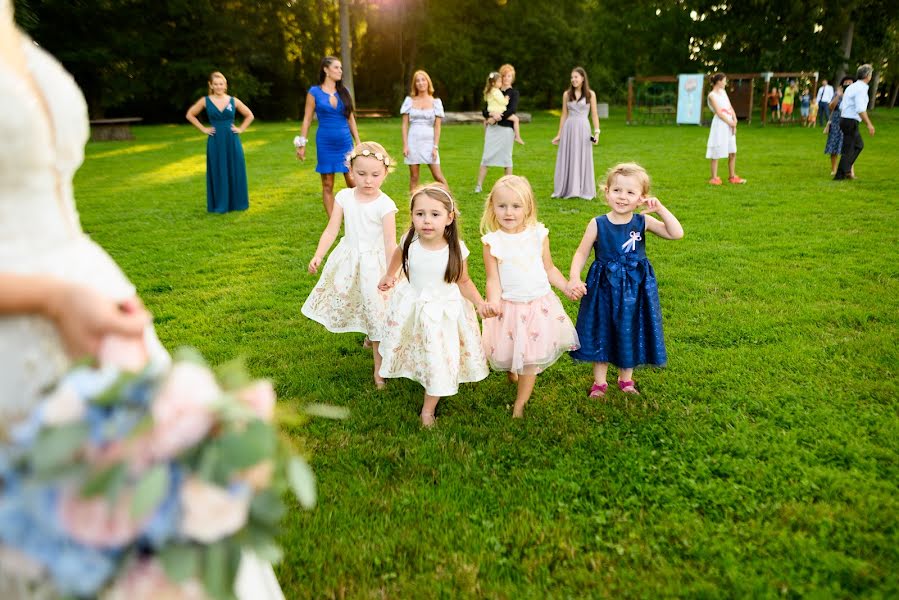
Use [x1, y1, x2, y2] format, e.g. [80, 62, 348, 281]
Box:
[552, 99, 595, 199]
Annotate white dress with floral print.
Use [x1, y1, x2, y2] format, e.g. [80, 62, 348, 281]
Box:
[378, 238, 489, 396]
[301, 188, 398, 341]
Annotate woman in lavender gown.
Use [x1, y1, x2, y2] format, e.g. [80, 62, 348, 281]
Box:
[552, 67, 601, 200]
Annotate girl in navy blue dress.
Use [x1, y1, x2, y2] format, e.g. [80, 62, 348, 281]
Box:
[186, 72, 254, 213]
[566, 163, 683, 397]
[296, 56, 361, 217]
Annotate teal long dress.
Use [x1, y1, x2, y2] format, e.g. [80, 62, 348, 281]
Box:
[206, 96, 249, 213]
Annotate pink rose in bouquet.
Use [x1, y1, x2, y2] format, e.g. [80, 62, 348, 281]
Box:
[58, 487, 151, 548]
[179, 476, 251, 543]
[149, 362, 220, 460]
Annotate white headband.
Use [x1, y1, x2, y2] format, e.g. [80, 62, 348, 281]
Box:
[414, 186, 455, 213]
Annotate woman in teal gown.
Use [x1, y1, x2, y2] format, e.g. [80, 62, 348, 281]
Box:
[186, 71, 254, 213]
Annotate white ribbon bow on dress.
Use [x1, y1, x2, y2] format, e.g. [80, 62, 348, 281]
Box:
[621, 231, 642, 253]
[418, 290, 462, 324]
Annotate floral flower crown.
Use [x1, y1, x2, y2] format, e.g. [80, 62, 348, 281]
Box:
[346, 147, 392, 169]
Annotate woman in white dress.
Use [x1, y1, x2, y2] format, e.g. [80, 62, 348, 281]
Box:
[400, 70, 448, 194]
[0, 3, 284, 598]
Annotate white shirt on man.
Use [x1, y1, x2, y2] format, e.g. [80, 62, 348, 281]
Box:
[816, 84, 834, 103]
[840, 80, 869, 121]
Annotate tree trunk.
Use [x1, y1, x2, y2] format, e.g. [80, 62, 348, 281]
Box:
[835, 21, 854, 83]
[869, 69, 880, 110]
[890, 82, 898, 109]
[339, 0, 354, 102]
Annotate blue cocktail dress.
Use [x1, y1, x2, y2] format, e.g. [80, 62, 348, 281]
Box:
[311, 86, 353, 174]
[570, 213, 667, 368]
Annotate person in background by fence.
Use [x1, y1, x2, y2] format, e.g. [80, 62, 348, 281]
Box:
[815, 79, 834, 127]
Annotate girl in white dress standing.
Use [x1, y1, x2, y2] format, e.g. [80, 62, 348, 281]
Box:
[706, 73, 746, 185]
[302, 142, 398, 388]
[400, 70, 449, 194]
[377, 184, 491, 427]
[480, 176, 580, 418]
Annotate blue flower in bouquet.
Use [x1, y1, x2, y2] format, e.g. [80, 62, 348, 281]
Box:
[0, 347, 335, 599]
[0, 483, 118, 597]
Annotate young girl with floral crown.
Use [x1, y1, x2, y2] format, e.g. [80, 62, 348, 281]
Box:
[567, 163, 683, 397]
[377, 184, 490, 427]
[302, 141, 398, 388]
[480, 175, 579, 418]
[484, 71, 524, 145]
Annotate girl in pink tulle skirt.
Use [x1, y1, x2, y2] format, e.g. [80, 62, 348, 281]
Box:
[479, 175, 580, 418]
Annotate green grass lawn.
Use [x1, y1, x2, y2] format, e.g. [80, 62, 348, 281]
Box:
[75, 109, 898, 598]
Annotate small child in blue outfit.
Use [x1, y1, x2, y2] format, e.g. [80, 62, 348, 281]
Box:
[800, 88, 812, 127]
[566, 163, 684, 397]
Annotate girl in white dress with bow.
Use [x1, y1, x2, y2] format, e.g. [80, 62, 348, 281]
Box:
[377, 184, 490, 427]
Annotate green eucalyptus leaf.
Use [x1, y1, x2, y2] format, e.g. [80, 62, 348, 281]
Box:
[130, 464, 169, 519]
[80, 462, 127, 499]
[159, 544, 199, 583]
[249, 489, 286, 526]
[302, 403, 350, 420]
[203, 543, 228, 599]
[31, 423, 89, 475]
[218, 421, 275, 470]
[287, 456, 316, 509]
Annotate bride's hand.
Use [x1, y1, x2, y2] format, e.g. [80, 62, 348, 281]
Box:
[46, 282, 150, 362]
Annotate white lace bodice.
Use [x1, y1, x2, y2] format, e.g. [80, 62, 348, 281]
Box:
[0, 35, 138, 419]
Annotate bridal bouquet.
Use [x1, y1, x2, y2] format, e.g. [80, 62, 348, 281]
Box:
[0, 342, 337, 599]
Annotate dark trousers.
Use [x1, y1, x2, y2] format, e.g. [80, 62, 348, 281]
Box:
[816, 101, 831, 126]
[835, 118, 863, 179]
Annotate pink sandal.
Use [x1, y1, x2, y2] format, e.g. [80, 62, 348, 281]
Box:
[618, 380, 640, 395]
[589, 382, 608, 398]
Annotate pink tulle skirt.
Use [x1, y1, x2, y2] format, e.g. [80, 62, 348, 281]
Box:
[481, 291, 580, 374]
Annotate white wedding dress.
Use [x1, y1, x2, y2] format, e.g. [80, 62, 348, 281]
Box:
[0, 33, 285, 600]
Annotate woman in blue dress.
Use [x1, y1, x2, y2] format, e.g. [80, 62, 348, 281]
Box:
[186, 71, 253, 213]
[824, 76, 854, 177]
[296, 56, 361, 217]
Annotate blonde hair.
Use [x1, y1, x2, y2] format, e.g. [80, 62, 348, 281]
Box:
[207, 71, 227, 94]
[409, 70, 435, 97]
[499, 64, 516, 84]
[402, 184, 463, 283]
[483, 71, 501, 101]
[480, 175, 538, 235]
[346, 141, 394, 170]
[603, 162, 651, 196]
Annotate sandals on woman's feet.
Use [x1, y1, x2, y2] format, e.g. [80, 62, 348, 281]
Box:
[420, 411, 436, 428]
[617, 380, 640, 395]
[589, 382, 608, 398]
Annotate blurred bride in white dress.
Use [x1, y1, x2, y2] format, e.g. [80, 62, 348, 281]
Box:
[0, 1, 284, 597]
